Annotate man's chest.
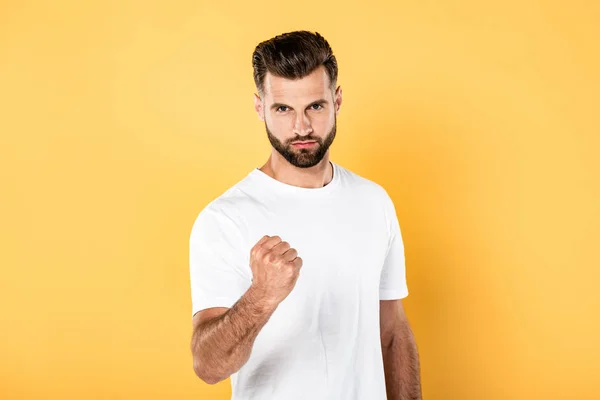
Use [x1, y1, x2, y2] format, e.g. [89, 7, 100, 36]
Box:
[241, 201, 390, 305]
[240, 201, 389, 350]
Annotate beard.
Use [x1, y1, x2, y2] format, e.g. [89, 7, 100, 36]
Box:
[265, 116, 337, 168]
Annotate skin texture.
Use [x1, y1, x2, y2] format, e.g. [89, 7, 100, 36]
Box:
[380, 299, 422, 399]
[190, 65, 422, 398]
[190, 286, 274, 384]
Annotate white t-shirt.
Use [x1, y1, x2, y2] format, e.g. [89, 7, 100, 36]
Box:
[189, 161, 409, 400]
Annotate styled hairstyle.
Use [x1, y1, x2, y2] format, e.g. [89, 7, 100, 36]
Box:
[252, 30, 338, 98]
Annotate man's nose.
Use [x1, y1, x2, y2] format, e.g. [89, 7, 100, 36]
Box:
[293, 113, 313, 136]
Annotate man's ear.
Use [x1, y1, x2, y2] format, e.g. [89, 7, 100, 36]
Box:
[334, 86, 343, 115]
[254, 93, 265, 122]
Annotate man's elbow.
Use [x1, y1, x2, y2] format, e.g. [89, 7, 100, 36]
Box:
[193, 359, 226, 385]
[199, 375, 225, 385]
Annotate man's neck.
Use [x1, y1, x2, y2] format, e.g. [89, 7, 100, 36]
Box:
[259, 154, 333, 189]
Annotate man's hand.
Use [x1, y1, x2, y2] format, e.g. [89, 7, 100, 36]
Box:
[249, 235, 303, 308]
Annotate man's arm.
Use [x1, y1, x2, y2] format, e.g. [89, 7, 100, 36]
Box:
[190, 284, 277, 384]
[380, 299, 422, 400]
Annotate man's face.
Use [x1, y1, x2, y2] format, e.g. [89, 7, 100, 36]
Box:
[254, 66, 342, 168]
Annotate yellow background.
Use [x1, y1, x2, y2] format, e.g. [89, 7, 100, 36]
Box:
[1, 1, 599, 399]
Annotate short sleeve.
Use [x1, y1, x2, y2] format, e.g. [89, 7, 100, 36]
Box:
[379, 191, 409, 300]
[189, 206, 252, 317]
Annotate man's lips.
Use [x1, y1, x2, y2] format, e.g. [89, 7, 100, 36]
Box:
[291, 141, 317, 148]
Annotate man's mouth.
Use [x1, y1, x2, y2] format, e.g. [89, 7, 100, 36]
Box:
[291, 141, 317, 148]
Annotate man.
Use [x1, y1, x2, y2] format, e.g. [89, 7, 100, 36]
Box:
[189, 30, 421, 400]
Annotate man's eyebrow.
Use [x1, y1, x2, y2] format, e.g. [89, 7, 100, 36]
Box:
[270, 99, 329, 111]
[310, 99, 329, 106]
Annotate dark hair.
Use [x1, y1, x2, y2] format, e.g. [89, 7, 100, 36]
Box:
[252, 30, 338, 97]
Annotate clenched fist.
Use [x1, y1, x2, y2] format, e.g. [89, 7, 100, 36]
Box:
[249, 235, 303, 308]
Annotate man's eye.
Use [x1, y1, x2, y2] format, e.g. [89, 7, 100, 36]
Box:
[311, 104, 323, 110]
[276, 106, 288, 112]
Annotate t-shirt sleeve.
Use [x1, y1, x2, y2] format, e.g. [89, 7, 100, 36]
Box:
[189, 206, 252, 317]
[379, 191, 409, 300]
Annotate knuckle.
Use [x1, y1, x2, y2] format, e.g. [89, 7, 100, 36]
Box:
[265, 252, 276, 264]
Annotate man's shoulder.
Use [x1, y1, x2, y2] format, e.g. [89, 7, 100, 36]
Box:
[190, 173, 256, 233]
[337, 163, 390, 200]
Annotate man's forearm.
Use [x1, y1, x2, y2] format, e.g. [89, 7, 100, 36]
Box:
[382, 324, 422, 400]
[191, 285, 277, 384]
